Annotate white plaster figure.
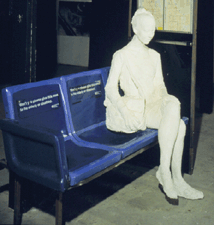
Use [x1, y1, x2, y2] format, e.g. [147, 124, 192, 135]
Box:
[104, 8, 204, 205]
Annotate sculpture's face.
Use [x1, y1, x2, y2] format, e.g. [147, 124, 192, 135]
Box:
[135, 16, 155, 45]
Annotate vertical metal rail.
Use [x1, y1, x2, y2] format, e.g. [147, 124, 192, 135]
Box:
[30, 0, 37, 82]
[27, 0, 37, 82]
[128, 0, 132, 41]
[189, 0, 198, 174]
[10, 0, 37, 84]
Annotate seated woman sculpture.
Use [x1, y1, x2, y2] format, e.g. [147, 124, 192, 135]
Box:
[104, 8, 204, 205]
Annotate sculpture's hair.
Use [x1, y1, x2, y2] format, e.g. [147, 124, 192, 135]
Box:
[131, 8, 155, 29]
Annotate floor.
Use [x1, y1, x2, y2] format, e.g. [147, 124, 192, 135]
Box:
[0, 65, 214, 225]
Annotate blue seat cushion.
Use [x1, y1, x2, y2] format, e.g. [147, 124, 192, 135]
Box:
[76, 117, 189, 159]
[64, 140, 121, 186]
[77, 124, 158, 158]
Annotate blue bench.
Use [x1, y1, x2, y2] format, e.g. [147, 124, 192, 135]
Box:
[0, 67, 188, 225]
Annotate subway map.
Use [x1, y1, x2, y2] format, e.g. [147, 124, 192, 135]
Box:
[138, 0, 193, 33]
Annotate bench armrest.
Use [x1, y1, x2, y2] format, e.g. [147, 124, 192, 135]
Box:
[0, 119, 69, 192]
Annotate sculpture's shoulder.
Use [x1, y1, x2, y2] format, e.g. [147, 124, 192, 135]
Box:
[148, 48, 160, 58]
[112, 46, 128, 62]
[114, 45, 129, 56]
[112, 49, 123, 58]
[148, 48, 161, 66]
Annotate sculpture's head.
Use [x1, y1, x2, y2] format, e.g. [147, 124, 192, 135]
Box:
[131, 8, 156, 45]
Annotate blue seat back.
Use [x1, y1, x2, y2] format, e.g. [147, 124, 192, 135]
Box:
[2, 78, 70, 135]
[63, 68, 110, 133]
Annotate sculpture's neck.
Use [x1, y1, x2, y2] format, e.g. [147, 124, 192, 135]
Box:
[132, 35, 149, 51]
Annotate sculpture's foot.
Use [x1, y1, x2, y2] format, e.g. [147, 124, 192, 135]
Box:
[158, 184, 179, 205]
[156, 167, 178, 205]
[173, 179, 204, 200]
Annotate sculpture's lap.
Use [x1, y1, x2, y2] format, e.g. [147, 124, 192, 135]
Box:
[106, 95, 180, 133]
[145, 101, 162, 129]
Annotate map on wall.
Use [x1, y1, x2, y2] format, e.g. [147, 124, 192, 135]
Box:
[138, 0, 193, 33]
[138, 0, 164, 31]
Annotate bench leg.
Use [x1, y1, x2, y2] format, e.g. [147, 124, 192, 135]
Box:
[55, 192, 64, 225]
[9, 170, 15, 210]
[13, 174, 22, 225]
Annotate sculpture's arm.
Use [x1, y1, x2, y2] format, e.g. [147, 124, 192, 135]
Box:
[105, 51, 139, 131]
[153, 54, 168, 98]
[104, 51, 125, 109]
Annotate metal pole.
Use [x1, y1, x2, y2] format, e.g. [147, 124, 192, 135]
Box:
[189, 0, 198, 174]
[128, 0, 133, 41]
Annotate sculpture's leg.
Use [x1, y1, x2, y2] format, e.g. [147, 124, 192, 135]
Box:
[171, 120, 204, 200]
[171, 119, 186, 182]
[156, 98, 180, 203]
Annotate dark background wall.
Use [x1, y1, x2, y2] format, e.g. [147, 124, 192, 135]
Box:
[196, 0, 213, 114]
[0, 0, 57, 85]
[36, 0, 57, 81]
[89, 0, 136, 70]
[0, 0, 11, 84]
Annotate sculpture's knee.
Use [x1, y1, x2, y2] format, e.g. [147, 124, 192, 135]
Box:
[163, 97, 181, 118]
[169, 101, 180, 114]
